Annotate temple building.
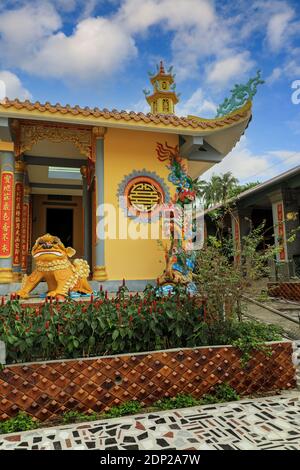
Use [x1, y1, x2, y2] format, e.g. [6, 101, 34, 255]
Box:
[0, 62, 255, 292]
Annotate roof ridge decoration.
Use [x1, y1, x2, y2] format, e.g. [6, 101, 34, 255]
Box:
[216, 70, 264, 117]
[0, 97, 251, 132]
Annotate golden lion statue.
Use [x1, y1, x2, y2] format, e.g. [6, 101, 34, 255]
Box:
[16, 233, 93, 300]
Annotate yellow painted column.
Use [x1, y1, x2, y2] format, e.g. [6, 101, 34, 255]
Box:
[0, 143, 15, 284]
[92, 128, 108, 281]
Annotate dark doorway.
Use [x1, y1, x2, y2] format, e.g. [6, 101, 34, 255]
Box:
[46, 208, 73, 247]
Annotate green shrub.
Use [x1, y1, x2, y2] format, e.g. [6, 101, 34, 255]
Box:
[201, 384, 239, 404]
[0, 285, 206, 363]
[104, 401, 142, 418]
[0, 284, 282, 364]
[0, 412, 39, 434]
[154, 393, 201, 410]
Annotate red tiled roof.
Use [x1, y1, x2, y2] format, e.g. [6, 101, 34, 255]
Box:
[0, 98, 251, 131]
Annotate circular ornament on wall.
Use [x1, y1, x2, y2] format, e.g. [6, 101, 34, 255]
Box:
[117, 169, 170, 223]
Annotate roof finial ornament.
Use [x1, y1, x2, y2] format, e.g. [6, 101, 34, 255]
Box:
[159, 60, 165, 74]
[216, 70, 264, 117]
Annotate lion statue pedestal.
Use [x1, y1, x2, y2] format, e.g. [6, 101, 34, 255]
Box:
[16, 234, 93, 300]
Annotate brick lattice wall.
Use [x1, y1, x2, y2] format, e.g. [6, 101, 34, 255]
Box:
[0, 342, 296, 421]
[268, 282, 300, 301]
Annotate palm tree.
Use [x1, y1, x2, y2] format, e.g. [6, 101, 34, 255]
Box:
[195, 172, 239, 208]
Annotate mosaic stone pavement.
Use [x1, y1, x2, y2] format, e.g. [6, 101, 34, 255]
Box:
[0, 393, 299, 450]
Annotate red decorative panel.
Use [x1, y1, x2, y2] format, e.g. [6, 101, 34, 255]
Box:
[0, 171, 14, 258]
[268, 282, 300, 301]
[21, 202, 29, 271]
[13, 182, 23, 265]
[0, 342, 296, 422]
[277, 202, 286, 261]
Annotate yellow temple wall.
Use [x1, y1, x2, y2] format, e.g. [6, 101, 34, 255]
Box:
[104, 128, 179, 280]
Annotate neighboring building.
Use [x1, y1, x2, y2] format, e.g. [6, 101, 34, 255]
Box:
[0, 62, 254, 292]
[205, 165, 300, 278]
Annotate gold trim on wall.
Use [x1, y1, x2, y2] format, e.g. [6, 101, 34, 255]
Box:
[0, 141, 14, 152]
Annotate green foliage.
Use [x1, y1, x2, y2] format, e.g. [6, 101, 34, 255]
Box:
[190, 319, 282, 367]
[195, 172, 240, 209]
[62, 401, 142, 424]
[193, 226, 279, 322]
[104, 400, 142, 418]
[232, 321, 282, 367]
[202, 383, 240, 403]
[0, 285, 205, 363]
[154, 393, 201, 410]
[0, 282, 282, 364]
[0, 412, 39, 434]
[155, 386, 240, 411]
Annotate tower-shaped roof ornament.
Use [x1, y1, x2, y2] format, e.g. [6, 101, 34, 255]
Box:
[143, 61, 179, 115]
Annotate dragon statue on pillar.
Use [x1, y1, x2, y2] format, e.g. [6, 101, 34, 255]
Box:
[156, 142, 198, 291]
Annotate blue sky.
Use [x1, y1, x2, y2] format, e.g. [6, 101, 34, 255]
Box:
[0, 0, 299, 183]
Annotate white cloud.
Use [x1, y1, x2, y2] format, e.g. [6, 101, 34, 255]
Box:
[266, 7, 295, 51]
[0, 0, 298, 90]
[176, 88, 216, 117]
[283, 48, 300, 78]
[0, 2, 61, 67]
[0, 70, 31, 100]
[0, 0, 241, 85]
[266, 67, 282, 85]
[206, 52, 255, 86]
[200, 137, 300, 184]
[26, 17, 137, 81]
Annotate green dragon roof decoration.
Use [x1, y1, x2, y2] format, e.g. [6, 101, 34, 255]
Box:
[216, 70, 264, 118]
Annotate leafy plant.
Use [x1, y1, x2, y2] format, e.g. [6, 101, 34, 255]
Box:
[232, 321, 282, 367]
[202, 383, 239, 403]
[0, 285, 206, 363]
[154, 393, 201, 410]
[104, 400, 142, 418]
[0, 412, 39, 434]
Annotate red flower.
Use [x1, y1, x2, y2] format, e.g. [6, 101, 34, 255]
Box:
[129, 315, 133, 323]
[15, 315, 20, 321]
[45, 321, 50, 329]
[116, 303, 120, 310]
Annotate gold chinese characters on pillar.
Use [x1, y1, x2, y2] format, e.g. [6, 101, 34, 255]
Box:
[13, 181, 23, 265]
[0, 171, 14, 258]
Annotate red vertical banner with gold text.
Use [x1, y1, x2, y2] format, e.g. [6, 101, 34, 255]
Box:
[13, 181, 23, 265]
[277, 202, 286, 261]
[0, 171, 14, 257]
[231, 214, 241, 264]
[21, 202, 29, 271]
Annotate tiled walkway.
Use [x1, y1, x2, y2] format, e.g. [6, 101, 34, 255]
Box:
[0, 393, 300, 450]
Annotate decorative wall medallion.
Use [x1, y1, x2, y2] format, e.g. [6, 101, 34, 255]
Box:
[118, 170, 170, 223]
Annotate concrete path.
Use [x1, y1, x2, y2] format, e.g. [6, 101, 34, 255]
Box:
[0, 393, 299, 450]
